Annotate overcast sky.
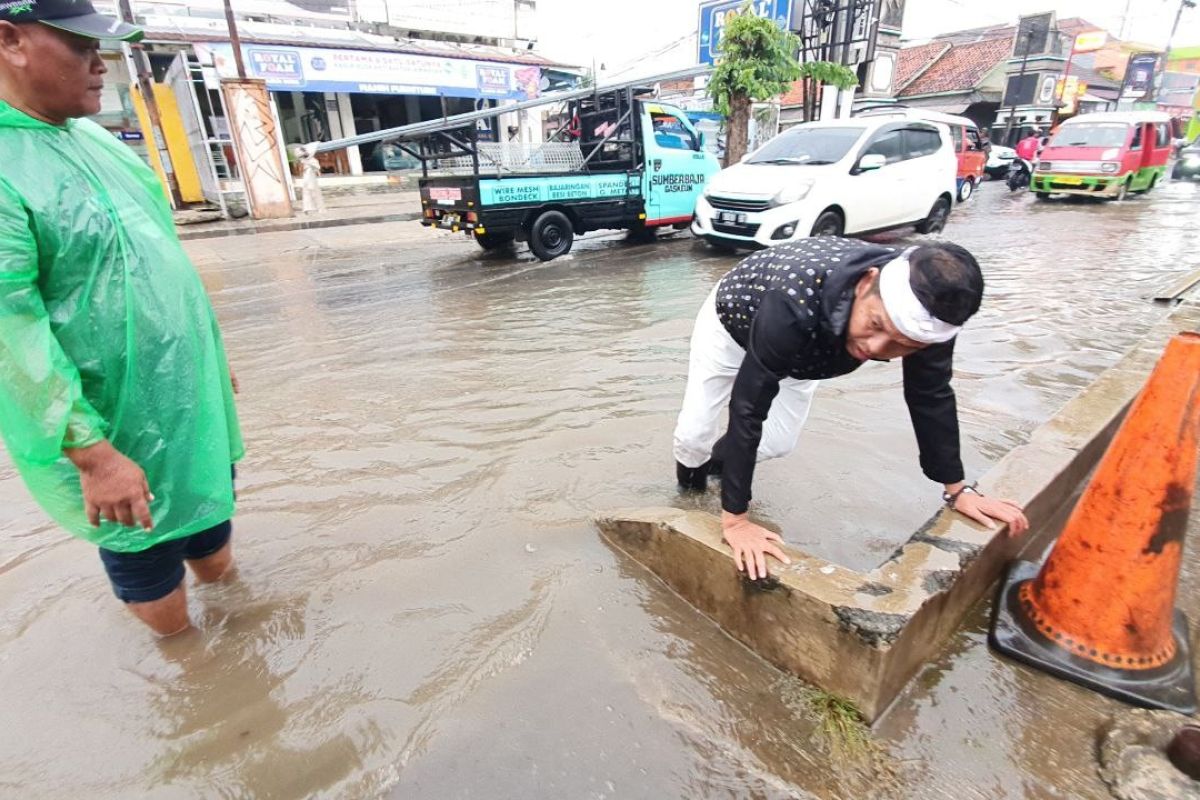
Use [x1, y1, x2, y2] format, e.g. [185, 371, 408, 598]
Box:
[536, 0, 1200, 75]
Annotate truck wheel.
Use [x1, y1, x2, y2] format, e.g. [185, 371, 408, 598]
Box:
[528, 210, 574, 261]
[916, 197, 951, 235]
[810, 210, 844, 237]
[957, 178, 975, 202]
[629, 220, 657, 243]
[476, 231, 515, 251]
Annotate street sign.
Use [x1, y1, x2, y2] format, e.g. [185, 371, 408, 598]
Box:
[697, 0, 793, 65]
[1073, 31, 1108, 53]
[1123, 52, 1160, 99]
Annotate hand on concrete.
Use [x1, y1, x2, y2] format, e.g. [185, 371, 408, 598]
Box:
[722, 512, 791, 580]
[65, 440, 154, 530]
[953, 491, 1029, 537]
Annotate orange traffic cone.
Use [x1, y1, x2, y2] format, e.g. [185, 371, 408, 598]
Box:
[991, 332, 1200, 713]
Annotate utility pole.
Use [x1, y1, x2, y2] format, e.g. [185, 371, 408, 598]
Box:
[1156, 0, 1197, 106]
[223, 0, 248, 79]
[1120, 0, 1134, 40]
[117, 0, 183, 208]
[1003, 30, 1034, 146]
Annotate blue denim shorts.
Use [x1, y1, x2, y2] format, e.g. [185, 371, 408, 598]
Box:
[99, 520, 232, 603]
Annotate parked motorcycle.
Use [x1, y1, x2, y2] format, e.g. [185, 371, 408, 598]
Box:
[1006, 158, 1032, 192]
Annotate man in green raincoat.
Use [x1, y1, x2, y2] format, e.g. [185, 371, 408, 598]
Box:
[0, 1, 243, 636]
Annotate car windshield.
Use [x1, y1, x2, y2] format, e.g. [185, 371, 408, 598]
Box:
[1051, 123, 1130, 148]
[747, 126, 864, 165]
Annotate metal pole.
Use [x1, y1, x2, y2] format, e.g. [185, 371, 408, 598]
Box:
[1156, 0, 1197, 106]
[116, 0, 183, 208]
[1003, 31, 1033, 146]
[1056, 35, 1078, 123]
[223, 0, 248, 79]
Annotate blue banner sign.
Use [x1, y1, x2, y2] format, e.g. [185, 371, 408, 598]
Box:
[479, 174, 640, 206]
[697, 0, 793, 65]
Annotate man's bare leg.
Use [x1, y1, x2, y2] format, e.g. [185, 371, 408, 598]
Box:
[127, 583, 191, 636]
[187, 541, 234, 584]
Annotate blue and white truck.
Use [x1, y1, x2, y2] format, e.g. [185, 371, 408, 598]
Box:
[318, 69, 721, 261]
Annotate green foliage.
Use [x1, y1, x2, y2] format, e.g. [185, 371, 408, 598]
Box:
[708, 4, 802, 117]
[798, 60, 860, 91]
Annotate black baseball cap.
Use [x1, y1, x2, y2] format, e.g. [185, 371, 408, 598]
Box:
[0, 0, 144, 41]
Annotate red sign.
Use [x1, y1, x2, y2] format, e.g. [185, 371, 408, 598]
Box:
[429, 187, 463, 204]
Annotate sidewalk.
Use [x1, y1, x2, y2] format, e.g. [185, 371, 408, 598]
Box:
[175, 188, 423, 241]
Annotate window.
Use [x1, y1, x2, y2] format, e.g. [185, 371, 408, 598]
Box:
[862, 130, 905, 164]
[967, 128, 984, 151]
[903, 127, 942, 159]
[650, 113, 699, 151]
[747, 125, 865, 165]
[1156, 123, 1171, 148]
[950, 125, 963, 151]
[1051, 123, 1131, 148]
[1130, 124, 1143, 150]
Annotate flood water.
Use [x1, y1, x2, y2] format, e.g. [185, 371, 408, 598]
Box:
[2, 179, 1198, 798]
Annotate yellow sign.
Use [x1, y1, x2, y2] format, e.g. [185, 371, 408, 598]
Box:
[1073, 31, 1109, 53]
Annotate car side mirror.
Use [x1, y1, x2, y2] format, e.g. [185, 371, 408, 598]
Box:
[698, 131, 707, 148]
[857, 154, 886, 172]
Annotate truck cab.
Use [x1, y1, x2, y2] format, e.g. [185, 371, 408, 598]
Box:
[415, 87, 720, 261]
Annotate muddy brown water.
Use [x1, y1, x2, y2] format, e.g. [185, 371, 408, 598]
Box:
[2, 180, 1198, 798]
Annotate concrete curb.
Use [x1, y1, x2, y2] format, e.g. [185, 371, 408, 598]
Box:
[177, 211, 422, 241]
[596, 298, 1200, 722]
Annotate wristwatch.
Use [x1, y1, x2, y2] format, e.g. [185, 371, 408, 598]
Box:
[943, 482, 982, 509]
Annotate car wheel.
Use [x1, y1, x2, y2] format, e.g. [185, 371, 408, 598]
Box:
[957, 178, 975, 202]
[915, 197, 952, 235]
[475, 231, 515, 251]
[1034, 192, 1050, 200]
[528, 210, 574, 261]
[810, 210, 844, 237]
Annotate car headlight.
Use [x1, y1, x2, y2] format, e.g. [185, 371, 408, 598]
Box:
[773, 182, 813, 205]
[1037, 161, 1052, 171]
[1101, 162, 1120, 173]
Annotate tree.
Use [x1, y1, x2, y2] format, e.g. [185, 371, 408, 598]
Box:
[707, 5, 801, 166]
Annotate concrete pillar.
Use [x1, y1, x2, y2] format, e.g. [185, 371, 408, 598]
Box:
[820, 84, 840, 121]
[334, 92, 363, 176]
[838, 87, 857, 119]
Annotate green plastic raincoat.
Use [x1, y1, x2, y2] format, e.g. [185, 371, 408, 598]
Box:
[0, 102, 243, 553]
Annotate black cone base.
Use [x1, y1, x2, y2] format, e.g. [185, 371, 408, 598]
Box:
[990, 561, 1197, 714]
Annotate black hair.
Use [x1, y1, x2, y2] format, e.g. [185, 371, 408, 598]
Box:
[907, 243, 984, 326]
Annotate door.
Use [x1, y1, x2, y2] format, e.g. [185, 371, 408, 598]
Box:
[964, 127, 987, 182]
[166, 53, 223, 207]
[850, 127, 907, 231]
[898, 126, 946, 222]
[641, 104, 713, 225]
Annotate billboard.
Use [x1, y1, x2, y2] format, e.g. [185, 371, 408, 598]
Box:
[698, 0, 793, 65]
[197, 43, 542, 101]
[1122, 52, 1160, 99]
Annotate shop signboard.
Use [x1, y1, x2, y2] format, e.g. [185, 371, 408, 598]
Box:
[1122, 53, 1159, 99]
[698, 0, 792, 65]
[197, 43, 542, 101]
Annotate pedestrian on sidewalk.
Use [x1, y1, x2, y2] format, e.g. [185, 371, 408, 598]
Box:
[673, 238, 1029, 580]
[0, 1, 244, 636]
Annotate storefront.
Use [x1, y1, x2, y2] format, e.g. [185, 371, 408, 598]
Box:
[194, 42, 545, 175]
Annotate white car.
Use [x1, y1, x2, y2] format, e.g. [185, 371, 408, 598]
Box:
[987, 144, 1017, 178]
[691, 118, 957, 251]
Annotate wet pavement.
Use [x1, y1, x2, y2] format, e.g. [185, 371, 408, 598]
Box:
[1, 178, 1199, 798]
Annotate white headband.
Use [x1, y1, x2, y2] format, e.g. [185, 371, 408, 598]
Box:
[878, 251, 962, 345]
